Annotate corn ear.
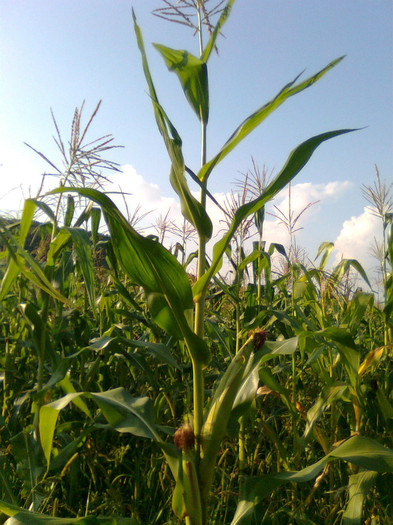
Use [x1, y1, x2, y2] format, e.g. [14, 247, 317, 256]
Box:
[172, 451, 202, 525]
[199, 333, 257, 499]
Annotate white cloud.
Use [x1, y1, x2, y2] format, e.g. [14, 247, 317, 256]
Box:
[333, 207, 381, 273]
[0, 154, 45, 215]
[108, 164, 181, 227]
[6, 160, 376, 283]
[273, 180, 353, 222]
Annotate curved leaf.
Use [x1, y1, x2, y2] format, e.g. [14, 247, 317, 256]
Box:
[132, 11, 212, 240]
[342, 470, 378, 525]
[197, 56, 346, 183]
[51, 187, 210, 365]
[193, 129, 356, 300]
[154, 44, 209, 123]
[231, 435, 393, 524]
[39, 388, 162, 471]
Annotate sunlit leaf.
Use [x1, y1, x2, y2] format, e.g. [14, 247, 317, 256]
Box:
[132, 10, 212, 240]
[154, 44, 209, 123]
[197, 57, 346, 183]
[51, 187, 210, 365]
[193, 129, 356, 301]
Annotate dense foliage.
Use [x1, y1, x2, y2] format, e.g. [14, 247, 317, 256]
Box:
[1, 2, 392, 524]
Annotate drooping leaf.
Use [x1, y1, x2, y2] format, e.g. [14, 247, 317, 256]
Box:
[342, 470, 378, 525]
[39, 388, 163, 471]
[51, 187, 210, 365]
[193, 129, 356, 301]
[314, 241, 334, 268]
[154, 44, 209, 123]
[333, 258, 371, 289]
[90, 388, 159, 439]
[88, 333, 180, 369]
[231, 435, 393, 524]
[132, 10, 212, 240]
[197, 56, 346, 183]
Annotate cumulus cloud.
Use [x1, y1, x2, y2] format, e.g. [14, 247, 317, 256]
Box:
[273, 181, 353, 222]
[333, 207, 381, 272]
[5, 159, 371, 280]
[107, 164, 181, 228]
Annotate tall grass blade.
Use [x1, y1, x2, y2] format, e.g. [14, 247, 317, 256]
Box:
[201, 0, 236, 62]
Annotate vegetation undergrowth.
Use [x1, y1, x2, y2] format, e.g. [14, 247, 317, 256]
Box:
[0, 2, 392, 524]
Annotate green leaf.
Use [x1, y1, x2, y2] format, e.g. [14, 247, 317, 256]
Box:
[200, 336, 257, 502]
[51, 187, 210, 365]
[314, 241, 334, 268]
[333, 258, 371, 289]
[0, 499, 135, 524]
[64, 195, 75, 227]
[193, 129, 356, 301]
[39, 393, 82, 471]
[197, 56, 346, 183]
[202, 0, 236, 62]
[0, 199, 35, 300]
[90, 388, 160, 440]
[0, 212, 73, 306]
[39, 388, 164, 471]
[301, 384, 348, 443]
[132, 11, 212, 240]
[46, 228, 71, 266]
[66, 227, 96, 313]
[231, 435, 393, 524]
[154, 44, 209, 123]
[342, 470, 378, 525]
[89, 334, 180, 369]
[90, 206, 101, 247]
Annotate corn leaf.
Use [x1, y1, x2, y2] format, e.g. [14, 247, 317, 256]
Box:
[231, 435, 393, 524]
[0, 199, 35, 301]
[0, 220, 73, 306]
[39, 388, 162, 471]
[51, 187, 210, 365]
[197, 56, 346, 183]
[342, 470, 378, 525]
[201, 0, 236, 63]
[65, 227, 96, 313]
[154, 44, 209, 123]
[133, 10, 212, 240]
[333, 258, 371, 289]
[0, 500, 133, 523]
[193, 129, 356, 300]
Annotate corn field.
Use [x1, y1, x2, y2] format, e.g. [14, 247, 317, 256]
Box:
[0, 2, 392, 524]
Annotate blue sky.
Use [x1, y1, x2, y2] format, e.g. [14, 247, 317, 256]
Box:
[1, 1, 392, 287]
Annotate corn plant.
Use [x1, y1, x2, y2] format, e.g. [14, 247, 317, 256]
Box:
[1, 2, 393, 524]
